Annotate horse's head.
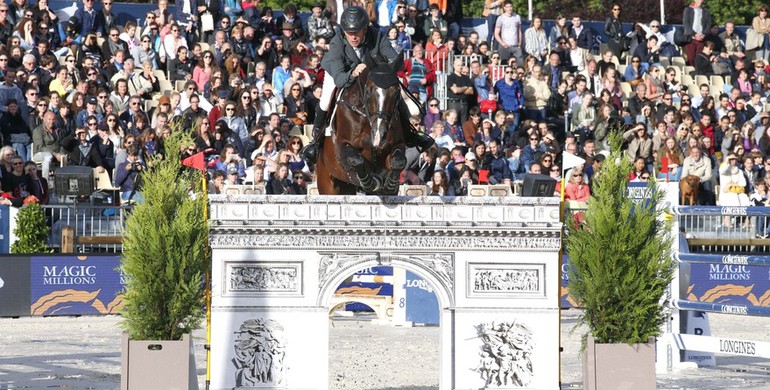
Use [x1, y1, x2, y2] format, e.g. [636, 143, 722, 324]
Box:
[359, 55, 403, 149]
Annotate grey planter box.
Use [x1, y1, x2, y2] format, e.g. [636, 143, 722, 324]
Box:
[121, 333, 199, 390]
[583, 335, 656, 390]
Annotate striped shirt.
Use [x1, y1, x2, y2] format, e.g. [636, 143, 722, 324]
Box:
[495, 13, 521, 47]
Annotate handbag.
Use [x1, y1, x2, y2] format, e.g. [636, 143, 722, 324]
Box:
[746, 28, 762, 51]
[201, 12, 214, 32]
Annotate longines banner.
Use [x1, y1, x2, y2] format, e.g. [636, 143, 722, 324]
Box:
[0, 255, 124, 317]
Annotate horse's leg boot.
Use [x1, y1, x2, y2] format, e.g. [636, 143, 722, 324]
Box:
[398, 100, 435, 152]
[301, 109, 328, 164]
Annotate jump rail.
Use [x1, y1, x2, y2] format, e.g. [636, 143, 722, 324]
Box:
[663, 206, 770, 369]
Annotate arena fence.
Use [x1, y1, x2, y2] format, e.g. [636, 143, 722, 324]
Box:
[662, 206, 770, 370]
[43, 204, 131, 253]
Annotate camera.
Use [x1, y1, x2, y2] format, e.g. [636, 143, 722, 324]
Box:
[132, 162, 142, 170]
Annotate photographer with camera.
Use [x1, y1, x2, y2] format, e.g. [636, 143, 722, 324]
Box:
[115, 144, 145, 203]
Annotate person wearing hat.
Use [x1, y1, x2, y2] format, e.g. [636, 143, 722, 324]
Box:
[719, 152, 751, 226]
[308, 2, 333, 42]
[276, 4, 306, 43]
[302, 6, 434, 164]
[76, 96, 104, 127]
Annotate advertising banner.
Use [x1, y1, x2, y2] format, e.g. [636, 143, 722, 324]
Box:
[334, 266, 393, 312]
[684, 263, 770, 309]
[560, 254, 576, 309]
[0, 256, 31, 316]
[0, 205, 11, 253]
[404, 271, 439, 325]
[29, 255, 124, 316]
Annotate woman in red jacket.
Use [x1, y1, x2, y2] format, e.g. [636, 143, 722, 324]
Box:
[565, 169, 591, 202]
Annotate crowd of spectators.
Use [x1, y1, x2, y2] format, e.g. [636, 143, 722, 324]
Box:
[0, 0, 770, 213]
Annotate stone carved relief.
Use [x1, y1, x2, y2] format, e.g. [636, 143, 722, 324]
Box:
[210, 233, 560, 251]
[232, 318, 287, 388]
[228, 263, 300, 294]
[318, 253, 379, 288]
[404, 253, 454, 291]
[474, 269, 539, 293]
[476, 321, 534, 387]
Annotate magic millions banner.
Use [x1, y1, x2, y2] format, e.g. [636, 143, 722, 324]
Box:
[684, 262, 770, 309]
[0, 255, 124, 317]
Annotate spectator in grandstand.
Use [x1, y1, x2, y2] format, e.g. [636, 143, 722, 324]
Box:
[753, 6, 770, 62]
[633, 35, 660, 68]
[269, 162, 297, 195]
[566, 36, 591, 73]
[604, 4, 624, 60]
[681, 146, 715, 204]
[523, 64, 550, 123]
[493, 1, 522, 63]
[568, 15, 593, 51]
[0, 99, 29, 161]
[565, 169, 590, 202]
[483, 0, 501, 48]
[524, 16, 548, 64]
[682, 0, 713, 66]
[548, 14, 568, 51]
[720, 152, 751, 218]
[423, 4, 447, 41]
[401, 44, 436, 104]
[657, 137, 685, 180]
[429, 121, 454, 150]
[623, 123, 653, 163]
[624, 55, 647, 87]
[31, 112, 64, 180]
[110, 79, 130, 114]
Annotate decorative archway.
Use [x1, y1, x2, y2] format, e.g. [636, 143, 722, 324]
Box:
[208, 195, 563, 390]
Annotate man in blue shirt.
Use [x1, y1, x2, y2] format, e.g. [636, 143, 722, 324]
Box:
[73, 0, 102, 39]
[493, 66, 524, 138]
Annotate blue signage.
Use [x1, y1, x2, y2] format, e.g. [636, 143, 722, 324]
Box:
[29, 255, 124, 316]
[684, 262, 770, 309]
[335, 266, 393, 312]
[404, 271, 439, 325]
[0, 205, 10, 253]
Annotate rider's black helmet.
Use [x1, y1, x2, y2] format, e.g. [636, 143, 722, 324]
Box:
[340, 6, 369, 33]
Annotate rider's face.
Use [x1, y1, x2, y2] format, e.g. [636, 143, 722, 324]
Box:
[345, 29, 366, 47]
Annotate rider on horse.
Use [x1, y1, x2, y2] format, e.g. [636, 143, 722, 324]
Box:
[302, 6, 435, 165]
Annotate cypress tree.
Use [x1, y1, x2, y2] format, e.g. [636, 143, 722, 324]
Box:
[567, 133, 675, 345]
[120, 129, 209, 340]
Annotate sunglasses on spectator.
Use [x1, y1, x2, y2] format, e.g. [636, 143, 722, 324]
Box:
[551, 168, 559, 172]
[640, 175, 650, 179]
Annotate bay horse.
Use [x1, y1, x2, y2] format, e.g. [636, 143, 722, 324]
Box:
[315, 56, 407, 195]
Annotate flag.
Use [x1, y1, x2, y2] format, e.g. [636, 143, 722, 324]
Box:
[562, 152, 586, 172]
[182, 152, 206, 172]
[478, 170, 490, 184]
[660, 157, 669, 173]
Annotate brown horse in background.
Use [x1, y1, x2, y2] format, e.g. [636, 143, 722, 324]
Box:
[315, 58, 407, 195]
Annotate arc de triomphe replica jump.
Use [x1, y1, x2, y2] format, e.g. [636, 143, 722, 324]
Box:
[208, 195, 562, 390]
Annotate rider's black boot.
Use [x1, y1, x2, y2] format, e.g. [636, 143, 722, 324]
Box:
[302, 109, 328, 164]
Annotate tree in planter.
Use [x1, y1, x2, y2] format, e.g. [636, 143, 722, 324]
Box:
[11, 202, 52, 253]
[566, 133, 674, 345]
[120, 129, 208, 340]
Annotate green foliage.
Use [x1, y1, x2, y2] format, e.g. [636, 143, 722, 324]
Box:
[703, 0, 764, 26]
[11, 202, 52, 254]
[566, 132, 674, 345]
[119, 129, 209, 341]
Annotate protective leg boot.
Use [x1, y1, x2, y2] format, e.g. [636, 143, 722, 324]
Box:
[398, 99, 436, 152]
[403, 124, 435, 152]
[301, 109, 328, 164]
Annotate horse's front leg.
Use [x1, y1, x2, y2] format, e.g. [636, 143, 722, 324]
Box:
[380, 148, 406, 195]
[340, 143, 381, 193]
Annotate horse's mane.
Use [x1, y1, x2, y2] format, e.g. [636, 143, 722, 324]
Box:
[364, 52, 400, 89]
